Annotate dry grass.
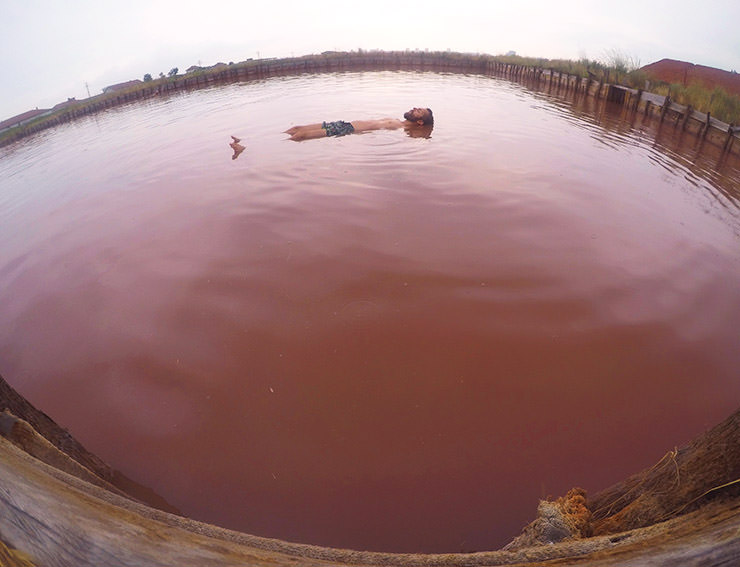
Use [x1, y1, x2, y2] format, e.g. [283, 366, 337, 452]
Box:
[651, 83, 740, 123]
[660, 477, 740, 521]
[0, 540, 36, 567]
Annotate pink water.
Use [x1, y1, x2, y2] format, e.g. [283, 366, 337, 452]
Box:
[1, 71, 739, 552]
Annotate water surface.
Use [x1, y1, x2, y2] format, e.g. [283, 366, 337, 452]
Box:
[1, 71, 739, 553]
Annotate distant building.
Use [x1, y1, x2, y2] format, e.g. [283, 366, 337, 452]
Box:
[52, 98, 78, 111]
[641, 59, 740, 97]
[0, 108, 53, 134]
[187, 63, 229, 74]
[102, 79, 143, 94]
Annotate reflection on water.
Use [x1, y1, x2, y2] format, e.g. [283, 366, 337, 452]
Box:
[1, 71, 739, 553]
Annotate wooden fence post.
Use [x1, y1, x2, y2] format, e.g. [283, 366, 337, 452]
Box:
[660, 96, 671, 122]
[723, 124, 736, 153]
[681, 106, 693, 130]
[606, 85, 625, 104]
[702, 112, 711, 139]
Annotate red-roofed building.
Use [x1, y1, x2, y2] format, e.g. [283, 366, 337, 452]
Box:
[52, 98, 79, 111]
[642, 59, 740, 97]
[0, 108, 53, 134]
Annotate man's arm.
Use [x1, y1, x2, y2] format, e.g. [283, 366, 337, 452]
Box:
[350, 118, 403, 132]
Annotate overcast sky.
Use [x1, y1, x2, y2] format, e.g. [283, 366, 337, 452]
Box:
[1, 0, 738, 121]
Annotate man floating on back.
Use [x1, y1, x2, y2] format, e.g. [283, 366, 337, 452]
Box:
[285, 107, 434, 141]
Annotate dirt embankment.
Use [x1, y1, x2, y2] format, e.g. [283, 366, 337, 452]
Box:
[2, 370, 740, 566]
[642, 58, 740, 95]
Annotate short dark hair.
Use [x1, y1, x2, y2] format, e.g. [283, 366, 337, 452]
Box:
[424, 108, 434, 125]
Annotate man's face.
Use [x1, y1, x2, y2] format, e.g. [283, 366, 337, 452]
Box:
[404, 108, 427, 123]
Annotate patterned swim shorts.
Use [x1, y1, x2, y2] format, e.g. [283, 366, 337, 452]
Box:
[322, 120, 355, 137]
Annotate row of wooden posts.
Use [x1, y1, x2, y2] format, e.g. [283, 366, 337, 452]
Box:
[615, 88, 737, 153]
[485, 61, 738, 156]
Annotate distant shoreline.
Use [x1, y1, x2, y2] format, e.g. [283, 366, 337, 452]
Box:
[1, 50, 738, 152]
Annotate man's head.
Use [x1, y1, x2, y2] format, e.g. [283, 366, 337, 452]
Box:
[404, 107, 434, 125]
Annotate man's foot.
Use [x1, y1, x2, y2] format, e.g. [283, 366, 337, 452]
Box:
[229, 136, 245, 159]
